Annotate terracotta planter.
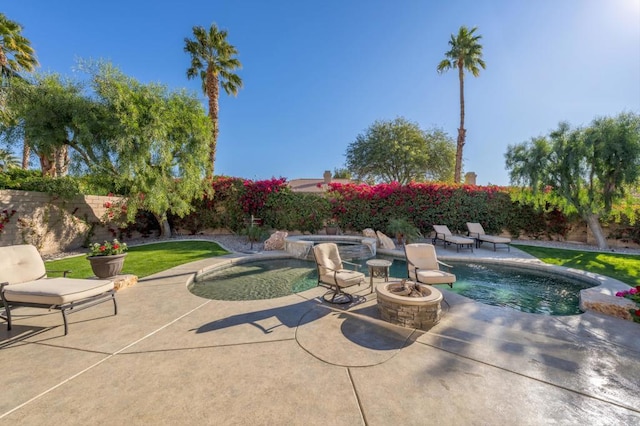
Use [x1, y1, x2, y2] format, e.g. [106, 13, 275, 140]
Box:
[325, 226, 339, 235]
[87, 253, 127, 278]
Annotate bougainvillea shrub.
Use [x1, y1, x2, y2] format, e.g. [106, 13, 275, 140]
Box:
[325, 182, 515, 236]
[171, 177, 575, 240]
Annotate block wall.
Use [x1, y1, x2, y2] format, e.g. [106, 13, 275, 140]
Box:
[0, 190, 122, 255]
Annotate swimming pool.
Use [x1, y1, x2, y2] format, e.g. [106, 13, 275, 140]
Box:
[190, 258, 596, 315]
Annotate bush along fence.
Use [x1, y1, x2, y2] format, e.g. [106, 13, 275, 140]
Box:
[3, 178, 639, 253]
[169, 177, 640, 246]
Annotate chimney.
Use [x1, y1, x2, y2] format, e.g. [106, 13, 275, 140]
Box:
[464, 172, 477, 185]
[323, 170, 332, 184]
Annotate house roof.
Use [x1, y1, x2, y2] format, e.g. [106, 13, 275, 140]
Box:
[288, 178, 352, 193]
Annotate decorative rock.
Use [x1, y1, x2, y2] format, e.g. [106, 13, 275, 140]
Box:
[264, 231, 288, 251]
[112, 274, 138, 291]
[580, 289, 636, 321]
[362, 228, 377, 239]
[376, 231, 396, 250]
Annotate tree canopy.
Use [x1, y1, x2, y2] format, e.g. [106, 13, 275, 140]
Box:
[0, 62, 213, 237]
[505, 112, 640, 249]
[345, 117, 455, 184]
[0, 13, 38, 81]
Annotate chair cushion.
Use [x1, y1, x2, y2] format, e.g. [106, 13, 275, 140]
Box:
[3, 277, 114, 305]
[444, 235, 474, 245]
[479, 235, 511, 244]
[320, 270, 364, 288]
[0, 245, 46, 285]
[405, 244, 439, 270]
[416, 270, 456, 285]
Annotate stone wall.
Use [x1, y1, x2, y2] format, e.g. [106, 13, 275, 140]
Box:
[0, 189, 122, 254]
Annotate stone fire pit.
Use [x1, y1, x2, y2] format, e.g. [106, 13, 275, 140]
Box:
[376, 280, 443, 330]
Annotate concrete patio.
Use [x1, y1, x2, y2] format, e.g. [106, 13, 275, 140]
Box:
[1, 244, 638, 425]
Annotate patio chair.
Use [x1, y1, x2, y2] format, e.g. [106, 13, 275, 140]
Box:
[0, 244, 117, 335]
[404, 243, 456, 288]
[466, 222, 511, 251]
[312, 243, 365, 304]
[432, 225, 474, 252]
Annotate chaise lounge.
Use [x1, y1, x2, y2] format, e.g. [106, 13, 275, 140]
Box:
[0, 244, 117, 335]
[432, 225, 474, 252]
[466, 222, 511, 251]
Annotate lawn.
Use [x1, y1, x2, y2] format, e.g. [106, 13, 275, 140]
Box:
[45, 241, 229, 279]
[513, 244, 640, 287]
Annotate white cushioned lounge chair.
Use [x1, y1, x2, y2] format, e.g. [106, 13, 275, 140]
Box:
[312, 243, 365, 304]
[432, 225, 474, 252]
[466, 222, 511, 251]
[0, 244, 117, 335]
[404, 243, 456, 288]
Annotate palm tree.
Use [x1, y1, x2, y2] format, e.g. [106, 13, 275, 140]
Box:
[437, 26, 485, 183]
[0, 13, 38, 80]
[184, 23, 242, 177]
[0, 148, 19, 171]
[0, 13, 38, 169]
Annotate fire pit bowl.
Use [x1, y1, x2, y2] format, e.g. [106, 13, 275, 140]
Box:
[376, 280, 443, 330]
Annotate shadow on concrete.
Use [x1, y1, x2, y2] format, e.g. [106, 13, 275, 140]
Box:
[193, 298, 325, 335]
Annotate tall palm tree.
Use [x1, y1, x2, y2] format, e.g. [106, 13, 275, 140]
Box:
[0, 13, 38, 80]
[184, 23, 242, 177]
[437, 26, 485, 183]
[0, 13, 38, 169]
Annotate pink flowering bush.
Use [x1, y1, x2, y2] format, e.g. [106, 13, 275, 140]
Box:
[615, 286, 640, 323]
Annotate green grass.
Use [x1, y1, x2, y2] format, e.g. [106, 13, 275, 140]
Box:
[513, 244, 640, 287]
[45, 241, 229, 279]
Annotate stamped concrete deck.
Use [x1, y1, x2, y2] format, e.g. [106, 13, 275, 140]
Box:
[1, 244, 639, 425]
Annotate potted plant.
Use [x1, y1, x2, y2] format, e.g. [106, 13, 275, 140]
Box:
[87, 238, 128, 278]
[387, 218, 421, 245]
[325, 218, 340, 235]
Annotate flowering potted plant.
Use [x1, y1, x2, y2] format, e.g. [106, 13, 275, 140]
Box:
[87, 239, 128, 278]
[325, 218, 340, 235]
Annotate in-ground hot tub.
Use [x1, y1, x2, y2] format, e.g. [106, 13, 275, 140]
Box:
[376, 280, 443, 330]
[284, 234, 377, 260]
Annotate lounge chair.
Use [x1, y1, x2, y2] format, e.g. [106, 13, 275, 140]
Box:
[432, 225, 474, 252]
[0, 244, 117, 335]
[404, 243, 456, 288]
[466, 222, 511, 251]
[312, 243, 365, 304]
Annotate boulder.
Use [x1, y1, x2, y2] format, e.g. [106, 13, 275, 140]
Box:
[264, 231, 288, 251]
[376, 231, 396, 250]
[362, 228, 377, 239]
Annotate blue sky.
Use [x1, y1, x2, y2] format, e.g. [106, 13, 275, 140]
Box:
[5, 0, 640, 185]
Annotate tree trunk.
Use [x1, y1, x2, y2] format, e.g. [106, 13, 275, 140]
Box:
[584, 213, 608, 249]
[22, 137, 30, 169]
[155, 212, 172, 238]
[206, 67, 219, 178]
[55, 145, 69, 177]
[455, 62, 466, 183]
[39, 153, 56, 177]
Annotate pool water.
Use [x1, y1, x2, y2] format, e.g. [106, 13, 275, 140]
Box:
[190, 258, 595, 315]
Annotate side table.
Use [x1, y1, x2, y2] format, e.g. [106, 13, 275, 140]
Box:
[366, 259, 393, 293]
